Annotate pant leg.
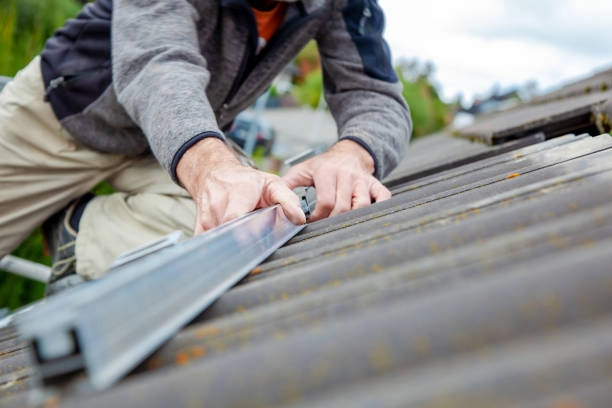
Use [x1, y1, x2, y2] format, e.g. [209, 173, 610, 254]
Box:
[0, 57, 197, 279]
[0, 57, 134, 258]
[76, 156, 195, 279]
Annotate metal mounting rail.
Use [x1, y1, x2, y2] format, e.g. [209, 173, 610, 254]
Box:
[0, 255, 51, 282]
[15, 205, 305, 390]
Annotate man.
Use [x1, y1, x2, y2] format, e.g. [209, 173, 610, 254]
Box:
[0, 0, 411, 293]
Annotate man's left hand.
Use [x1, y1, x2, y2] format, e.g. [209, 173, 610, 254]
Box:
[282, 140, 391, 221]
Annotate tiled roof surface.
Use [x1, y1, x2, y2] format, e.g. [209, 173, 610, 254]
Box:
[0, 328, 32, 401]
[530, 68, 612, 104]
[2, 70, 612, 407]
[455, 67, 612, 145]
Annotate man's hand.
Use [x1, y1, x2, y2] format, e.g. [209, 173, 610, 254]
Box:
[176, 138, 306, 234]
[283, 139, 391, 221]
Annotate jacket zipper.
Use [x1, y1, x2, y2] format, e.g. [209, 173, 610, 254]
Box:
[223, 4, 259, 107]
[358, 2, 372, 35]
[44, 64, 109, 100]
[223, 4, 321, 109]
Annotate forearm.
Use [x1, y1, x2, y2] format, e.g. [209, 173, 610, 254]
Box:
[176, 138, 241, 194]
[112, 0, 223, 180]
[316, 0, 412, 179]
[329, 139, 376, 176]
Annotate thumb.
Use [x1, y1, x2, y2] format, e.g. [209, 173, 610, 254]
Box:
[264, 179, 306, 225]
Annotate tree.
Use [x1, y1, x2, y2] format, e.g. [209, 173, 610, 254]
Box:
[396, 58, 451, 138]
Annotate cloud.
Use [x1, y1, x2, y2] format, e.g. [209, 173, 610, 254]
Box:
[377, 0, 612, 102]
[464, 0, 612, 58]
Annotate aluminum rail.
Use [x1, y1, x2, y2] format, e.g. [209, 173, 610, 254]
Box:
[0, 76, 10, 92]
[15, 204, 305, 390]
[0, 255, 51, 282]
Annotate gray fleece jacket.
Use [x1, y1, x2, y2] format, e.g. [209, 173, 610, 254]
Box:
[40, 0, 412, 181]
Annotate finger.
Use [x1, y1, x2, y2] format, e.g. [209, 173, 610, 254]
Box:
[351, 179, 371, 210]
[330, 173, 353, 217]
[282, 165, 313, 190]
[310, 174, 337, 221]
[205, 191, 229, 229]
[194, 194, 214, 234]
[266, 180, 306, 225]
[194, 210, 205, 235]
[197, 211, 217, 233]
[370, 181, 392, 203]
[199, 211, 217, 231]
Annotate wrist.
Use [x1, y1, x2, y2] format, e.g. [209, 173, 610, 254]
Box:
[332, 139, 376, 175]
[176, 137, 240, 190]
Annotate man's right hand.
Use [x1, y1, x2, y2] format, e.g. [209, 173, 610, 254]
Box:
[176, 137, 306, 235]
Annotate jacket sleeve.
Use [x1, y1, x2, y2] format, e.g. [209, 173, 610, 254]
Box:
[315, 0, 412, 179]
[111, 0, 225, 183]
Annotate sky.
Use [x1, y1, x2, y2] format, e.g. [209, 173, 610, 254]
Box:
[378, 0, 612, 104]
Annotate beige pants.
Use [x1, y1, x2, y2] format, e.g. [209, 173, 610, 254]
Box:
[0, 57, 195, 279]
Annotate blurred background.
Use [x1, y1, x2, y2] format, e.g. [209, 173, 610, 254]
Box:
[380, 0, 612, 103]
[0, 0, 610, 309]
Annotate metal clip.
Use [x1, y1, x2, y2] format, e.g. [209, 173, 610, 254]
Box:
[295, 186, 317, 219]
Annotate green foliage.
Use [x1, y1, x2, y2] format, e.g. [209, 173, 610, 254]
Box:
[0, 0, 82, 310]
[394, 59, 451, 139]
[291, 70, 322, 109]
[251, 145, 267, 169]
[0, 0, 81, 75]
[295, 40, 319, 66]
[290, 64, 451, 138]
[92, 181, 115, 196]
[290, 40, 323, 108]
[398, 70, 450, 138]
[0, 229, 48, 310]
[289, 44, 450, 138]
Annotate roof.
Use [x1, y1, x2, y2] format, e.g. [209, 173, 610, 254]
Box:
[454, 67, 612, 145]
[1, 70, 612, 407]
